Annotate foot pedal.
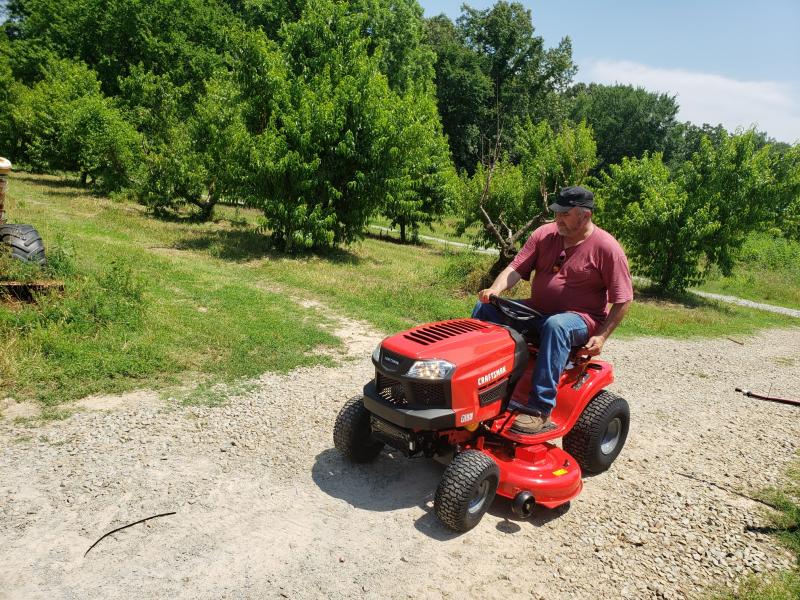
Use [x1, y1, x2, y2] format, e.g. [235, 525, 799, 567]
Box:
[510, 420, 557, 435]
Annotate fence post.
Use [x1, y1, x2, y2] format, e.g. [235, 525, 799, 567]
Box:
[0, 157, 10, 223]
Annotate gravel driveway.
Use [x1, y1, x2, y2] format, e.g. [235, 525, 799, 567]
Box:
[1, 308, 798, 600]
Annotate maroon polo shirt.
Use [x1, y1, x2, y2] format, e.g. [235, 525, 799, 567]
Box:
[509, 222, 633, 334]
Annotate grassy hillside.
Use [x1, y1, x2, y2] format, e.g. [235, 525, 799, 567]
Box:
[0, 174, 796, 405]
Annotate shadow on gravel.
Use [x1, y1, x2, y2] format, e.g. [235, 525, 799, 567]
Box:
[312, 447, 442, 511]
[313, 447, 572, 540]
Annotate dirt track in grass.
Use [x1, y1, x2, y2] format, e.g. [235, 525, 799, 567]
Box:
[1, 303, 798, 600]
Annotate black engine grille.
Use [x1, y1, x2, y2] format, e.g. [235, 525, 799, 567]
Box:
[376, 372, 447, 408]
[478, 380, 508, 407]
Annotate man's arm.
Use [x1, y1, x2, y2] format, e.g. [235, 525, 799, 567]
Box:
[477, 266, 522, 303]
[582, 300, 631, 356]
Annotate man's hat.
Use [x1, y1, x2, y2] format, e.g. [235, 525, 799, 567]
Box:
[548, 186, 595, 212]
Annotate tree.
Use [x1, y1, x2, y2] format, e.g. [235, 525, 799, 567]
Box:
[427, 2, 576, 173]
[9, 57, 141, 190]
[235, 1, 450, 251]
[5, 0, 240, 110]
[458, 119, 596, 281]
[569, 83, 678, 171]
[768, 144, 800, 240]
[134, 70, 251, 219]
[424, 14, 491, 173]
[457, 1, 576, 128]
[662, 121, 728, 168]
[597, 130, 776, 293]
[379, 89, 455, 243]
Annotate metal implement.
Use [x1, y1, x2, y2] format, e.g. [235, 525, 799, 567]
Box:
[735, 387, 800, 408]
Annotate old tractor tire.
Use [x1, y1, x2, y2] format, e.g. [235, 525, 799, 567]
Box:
[434, 450, 499, 532]
[333, 396, 384, 463]
[0, 224, 46, 266]
[563, 390, 629, 475]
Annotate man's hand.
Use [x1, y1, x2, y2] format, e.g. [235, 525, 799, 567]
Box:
[582, 335, 606, 356]
[477, 267, 522, 304]
[478, 288, 499, 303]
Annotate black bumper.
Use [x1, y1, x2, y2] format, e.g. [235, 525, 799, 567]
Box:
[363, 380, 455, 430]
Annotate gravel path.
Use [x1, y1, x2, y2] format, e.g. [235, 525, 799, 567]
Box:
[692, 290, 800, 318]
[1, 304, 798, 600]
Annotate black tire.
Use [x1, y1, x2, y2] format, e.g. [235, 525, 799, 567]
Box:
[434, 450, 499, 532]
[333, 396, 384, 463]
[563, 390, 629, 475]
[0, 224, 46, 266]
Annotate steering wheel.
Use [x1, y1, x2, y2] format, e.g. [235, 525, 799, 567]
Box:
[489, 294, 543, 321]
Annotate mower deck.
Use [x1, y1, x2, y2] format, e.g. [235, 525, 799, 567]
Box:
[481, 442, 582, 508]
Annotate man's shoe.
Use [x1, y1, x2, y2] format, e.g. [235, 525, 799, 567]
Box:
[510, 413, 552, 435]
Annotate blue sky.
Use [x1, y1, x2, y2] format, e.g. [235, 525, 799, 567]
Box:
[418, 1, 800, 143]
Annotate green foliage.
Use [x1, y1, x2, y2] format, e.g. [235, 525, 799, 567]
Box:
[8, 58, 142, 190]
[457, 119, 596, 257]
[232, 0, 450, 251]
[424, 14, 491, 173]
[352, 0, 435, 93]
[569, 83, 679, 171]
[663, 121, 729, 168]
[597, 130, 777, 293]
[514, 118, 596, 204]
[379, 89, 455, 242]
[238, 2, 390, 249]
[681, 130, 775, 275]
[597, 153, 710, 292]
[457, 158, 526, 249]
[5, 0, 239, 105]
[767, 145, 800, 240]
[135, 70, 251, 219]
[427, 2, 576, 173]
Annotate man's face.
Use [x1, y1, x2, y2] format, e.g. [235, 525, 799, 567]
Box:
[554, 207, 590, 237]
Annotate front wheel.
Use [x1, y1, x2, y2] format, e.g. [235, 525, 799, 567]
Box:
[563, 390, 629, 475]
[333, 396, 384, 463]
[434, 450, 499, 532]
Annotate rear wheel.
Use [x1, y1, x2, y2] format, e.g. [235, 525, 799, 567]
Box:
[333, 396, 384, 463]
[0, 224, 46, 265]
[434, 450, 499, 532]
[563, 390, 629, 475]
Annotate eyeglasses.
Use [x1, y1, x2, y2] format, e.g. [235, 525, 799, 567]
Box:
[552, 250, 566, 273]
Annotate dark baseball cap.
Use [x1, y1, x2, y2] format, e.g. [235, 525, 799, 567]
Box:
[548, 186, 595, 212]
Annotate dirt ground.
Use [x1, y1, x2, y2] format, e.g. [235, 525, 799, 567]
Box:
[1, 307, 798, 600]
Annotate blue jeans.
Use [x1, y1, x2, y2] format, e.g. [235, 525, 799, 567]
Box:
[471, 302, 589, 416]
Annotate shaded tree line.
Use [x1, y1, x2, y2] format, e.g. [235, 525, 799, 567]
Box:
[0, 0, 797, 292]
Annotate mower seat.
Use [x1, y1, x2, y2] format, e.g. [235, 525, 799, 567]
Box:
[522, 330, 588, 366]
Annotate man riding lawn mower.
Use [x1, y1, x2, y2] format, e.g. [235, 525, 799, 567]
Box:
[334, 186, 634, 531]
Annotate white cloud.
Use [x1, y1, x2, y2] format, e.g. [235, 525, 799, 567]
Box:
[580, 59, 800, 144]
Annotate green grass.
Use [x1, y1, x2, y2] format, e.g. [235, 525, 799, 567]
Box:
[698, 233, 800, 310]
[1, 174, 340, 405]
[1, 173, 797, 406]
[710, 457, 800, 600]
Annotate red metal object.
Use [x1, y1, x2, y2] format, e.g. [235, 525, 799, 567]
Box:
[375, 318, 617, 510]
[381, 318, 518, 427]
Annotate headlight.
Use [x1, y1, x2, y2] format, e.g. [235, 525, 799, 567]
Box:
[406, 359, 455, 379]
[372, 343, 382, 364]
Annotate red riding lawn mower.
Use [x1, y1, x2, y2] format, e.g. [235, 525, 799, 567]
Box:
[334, 295, 630, 532]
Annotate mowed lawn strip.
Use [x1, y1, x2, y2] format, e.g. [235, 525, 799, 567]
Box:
[1, 175, 340, 405]
[1, 174, 797, 407]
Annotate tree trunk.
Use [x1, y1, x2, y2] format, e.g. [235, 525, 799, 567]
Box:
[400, 221, 406, 243]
